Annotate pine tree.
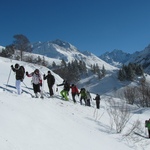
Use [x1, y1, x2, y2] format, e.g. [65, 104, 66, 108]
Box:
[136, 64, 143, 76]
[61, 59, 66, 67]
[0, 45, 15, 58]
[52, 61, 57, 68]
[101, 65, 106, 77]
[13, 34, 32, 61]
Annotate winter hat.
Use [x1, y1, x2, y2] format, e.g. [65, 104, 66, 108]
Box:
[34, 69, 39, 74]
[48, 71, 51, 74]
[15, 63, 19, 69]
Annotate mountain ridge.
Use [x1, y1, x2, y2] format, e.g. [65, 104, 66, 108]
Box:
[99, 47, 150, 74]
[0, 39, 149, 74]
[31, 39, 117, 71]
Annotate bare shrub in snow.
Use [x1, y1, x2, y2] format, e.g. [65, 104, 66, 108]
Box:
[124, 86, 137, 105]
[106, 97, 132, 133]
[137, 82, 150, 107]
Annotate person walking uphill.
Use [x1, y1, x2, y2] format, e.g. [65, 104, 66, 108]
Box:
[43, 71, 55, 97]
[93, 94, 101, 109]
[26, 69, 44, 98]
[86, 91, 92, 106]
[11, 63, 25, 95]
[57, 80, 70, 101]
[79, 88, 87, 105]
[70, 84, 79, 103]
[145, 119, 150, 138]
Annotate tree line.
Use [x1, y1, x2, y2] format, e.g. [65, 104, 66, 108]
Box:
[118, 63, 144, 81]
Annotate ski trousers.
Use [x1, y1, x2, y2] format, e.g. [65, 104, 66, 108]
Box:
[15, 80, 22, 95]
[60, 90, 68, 100]
[48, 84, 54, 96]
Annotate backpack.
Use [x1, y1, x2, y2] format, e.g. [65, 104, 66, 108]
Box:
[64, 82, 70, 92]
[145, 120, 149, 127]
[19, 66, 25, 79]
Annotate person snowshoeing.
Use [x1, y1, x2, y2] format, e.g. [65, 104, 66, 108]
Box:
[11, 63, 25, 95]
[26, 69, 43, 98]
[43, 71, 55, 97]
[57, 80, 70, 101]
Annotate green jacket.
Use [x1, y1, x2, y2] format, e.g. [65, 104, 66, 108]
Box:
[80, 91, 87, 98]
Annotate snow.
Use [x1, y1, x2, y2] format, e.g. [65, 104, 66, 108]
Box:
[0, 57, 150, 150]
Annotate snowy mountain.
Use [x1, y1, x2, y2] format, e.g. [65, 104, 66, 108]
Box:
[99, 47, 150, 74]
[127, 45, 150, 74]
[32, 39, 117, 71]
[0, 57, 150, 150]
[99, 49, 132, 67]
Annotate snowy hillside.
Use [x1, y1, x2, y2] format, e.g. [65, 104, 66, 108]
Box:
[0, 57, 150, 150]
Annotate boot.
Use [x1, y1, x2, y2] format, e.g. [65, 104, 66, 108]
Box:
[35, 93, 38, 98]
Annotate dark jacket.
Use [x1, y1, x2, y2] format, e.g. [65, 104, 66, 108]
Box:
[93, 94, 101, 102]
[11, 66, 24, 81]
[57, 81, 70, 91]
[43, 74, 55, 86]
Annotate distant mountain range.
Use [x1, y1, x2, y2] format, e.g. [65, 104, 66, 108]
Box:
[32, 39, 117, 72]
[0, 39, 149, 74]
[99, 49, 132, 67]
[99, 47, 150, 74]
[32, 39, 150, 74]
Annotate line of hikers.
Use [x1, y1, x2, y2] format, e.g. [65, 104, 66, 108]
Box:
[11, 63, 55, 99]
[57, 81, 100, 108]
[10, 63, 101, 108]
[9, 64, 150, 138]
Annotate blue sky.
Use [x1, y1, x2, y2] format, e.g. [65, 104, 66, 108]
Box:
[1, 0, 150, 56]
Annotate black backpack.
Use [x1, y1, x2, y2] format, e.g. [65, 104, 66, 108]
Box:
[64, 82, 70, 92]
[145, 120, 149, 127]
[19, 66, 25, 79]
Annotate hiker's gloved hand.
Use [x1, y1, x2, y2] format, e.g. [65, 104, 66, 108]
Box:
[26, 72, 28, 76]
[11, 65, 13, 68]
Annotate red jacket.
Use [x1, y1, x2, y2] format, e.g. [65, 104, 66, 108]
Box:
[71, 85, 79, 94]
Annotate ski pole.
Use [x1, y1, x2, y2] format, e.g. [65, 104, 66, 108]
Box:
[22, 81, 34, 98]
[22, 81, 32, 92]
[5, 68, 12, 90]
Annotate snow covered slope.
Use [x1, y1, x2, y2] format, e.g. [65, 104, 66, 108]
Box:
[0, 57, 150, 150]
